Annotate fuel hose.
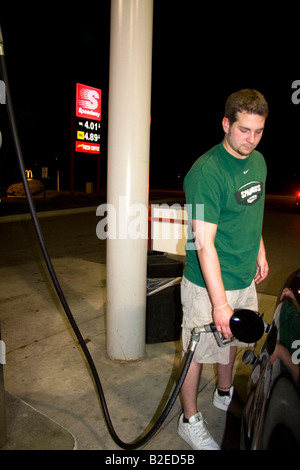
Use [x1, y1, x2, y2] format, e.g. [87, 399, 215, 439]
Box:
[0, 27, 195, 449]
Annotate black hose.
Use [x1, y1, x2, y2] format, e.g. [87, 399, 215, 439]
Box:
[0, 38, 193, 449]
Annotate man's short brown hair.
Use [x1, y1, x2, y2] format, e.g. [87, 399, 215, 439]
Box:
[225, 89, 269, 125]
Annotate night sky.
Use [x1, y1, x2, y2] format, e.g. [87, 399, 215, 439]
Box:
[1, 2, 299, 194]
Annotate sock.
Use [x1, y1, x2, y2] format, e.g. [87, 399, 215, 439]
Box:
[217, 389, 230, 397]
[183, 416, 189, 423]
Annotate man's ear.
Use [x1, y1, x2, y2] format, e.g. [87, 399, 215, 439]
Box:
[222, 117, 230, 134]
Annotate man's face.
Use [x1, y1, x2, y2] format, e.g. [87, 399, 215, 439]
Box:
[222, 111, 265, 159]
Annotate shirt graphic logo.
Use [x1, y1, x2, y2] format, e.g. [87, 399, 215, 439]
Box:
[234, 181, 263, 205]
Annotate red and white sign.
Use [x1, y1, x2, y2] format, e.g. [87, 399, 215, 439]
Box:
[75, 141, 100, 154]
[76, 83, 101, 121]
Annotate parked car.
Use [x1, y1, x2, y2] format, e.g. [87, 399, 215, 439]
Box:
[241, 269, 300, 449]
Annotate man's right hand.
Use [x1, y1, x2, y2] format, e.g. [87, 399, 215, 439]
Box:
[213, 304, 233, 339]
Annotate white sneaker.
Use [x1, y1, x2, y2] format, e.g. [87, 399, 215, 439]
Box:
[177, 412, 220, 450]
[213, 386, 234, 411]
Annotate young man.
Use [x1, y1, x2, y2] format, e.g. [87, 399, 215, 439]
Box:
[178, 89, 269, 450]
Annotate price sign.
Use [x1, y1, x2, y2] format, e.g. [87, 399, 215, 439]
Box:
[75, 83, 101, 154]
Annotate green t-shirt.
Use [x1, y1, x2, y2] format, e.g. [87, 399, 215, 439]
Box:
[183, 143, 267, 290]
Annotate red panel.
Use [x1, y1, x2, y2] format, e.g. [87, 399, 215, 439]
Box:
[76, 83, 101, 121]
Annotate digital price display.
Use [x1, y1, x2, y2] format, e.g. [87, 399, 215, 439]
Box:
[75, 83, 101, 154]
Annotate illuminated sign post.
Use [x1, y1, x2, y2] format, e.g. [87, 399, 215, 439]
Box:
[71, 83, 102, 196]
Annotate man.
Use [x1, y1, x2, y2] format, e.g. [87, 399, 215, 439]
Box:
[178, 89, 269, 450]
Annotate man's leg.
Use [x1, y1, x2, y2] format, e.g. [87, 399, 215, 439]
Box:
[213, 346, 236, 411]
[180, 361, 202, 418]
[178, 360, 220, 450]
[217, 346, 237, 390]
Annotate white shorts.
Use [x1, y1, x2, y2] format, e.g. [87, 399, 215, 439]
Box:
[181, 276, 258, 364]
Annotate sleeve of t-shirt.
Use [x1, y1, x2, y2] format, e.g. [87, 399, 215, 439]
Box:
[184, 166, 222, 224]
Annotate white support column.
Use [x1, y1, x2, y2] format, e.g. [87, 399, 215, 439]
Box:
[106, 0, 153, 361]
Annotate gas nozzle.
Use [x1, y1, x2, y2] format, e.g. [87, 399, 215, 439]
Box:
[192, 322, 237, 348]
[188, 324, 213, 351]
[192, 309, 269, 348]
